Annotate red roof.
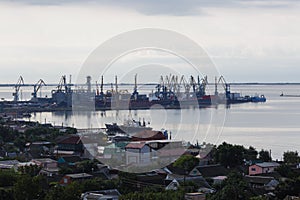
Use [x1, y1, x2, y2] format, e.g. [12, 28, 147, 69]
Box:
[132, 130, 165, 141]
[57, 135, 81, 145]
[125, 142, 146, 149]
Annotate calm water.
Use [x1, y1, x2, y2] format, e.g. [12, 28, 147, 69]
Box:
[1, 84, 299, 160]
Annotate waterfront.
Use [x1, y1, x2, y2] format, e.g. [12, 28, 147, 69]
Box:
[1, 84, 300, 160]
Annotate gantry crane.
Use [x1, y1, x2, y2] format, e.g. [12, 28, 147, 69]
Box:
[12, 76, 24, 102]
[218, 75, 231, 99]
[32, 79, 46, 99]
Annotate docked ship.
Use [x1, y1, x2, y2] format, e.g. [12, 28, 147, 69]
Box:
[105, 118, 152, 134]
[2, 74, 267, 113]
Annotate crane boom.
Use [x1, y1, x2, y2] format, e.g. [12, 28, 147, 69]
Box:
[218, 76, 231, 98]
[13, 76, 24, 102]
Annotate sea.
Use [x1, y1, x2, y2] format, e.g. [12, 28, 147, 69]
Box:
[0, 84, 299, 160]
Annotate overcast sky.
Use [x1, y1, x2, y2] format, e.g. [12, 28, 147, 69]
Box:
[0, 0, 299, 83]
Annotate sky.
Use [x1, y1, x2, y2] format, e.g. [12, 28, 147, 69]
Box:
[0, 0, 300, 84]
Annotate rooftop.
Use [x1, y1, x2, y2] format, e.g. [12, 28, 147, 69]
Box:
[0, 160, 19, 169]
[245, 175, 276, 185]
[66, 173, 93, 179]
[255, 162, 280, 168]
[132, 130, 165, 140]
[196, 164, 229, 178]
[32, 158, 57, 163]
[57, 135, 81, 145]
[125, 142, 146, 149]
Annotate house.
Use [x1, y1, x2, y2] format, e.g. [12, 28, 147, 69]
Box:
[211, 176, 227, 185]
[125, 142, 151, 165]
[245, 175, 279, 191]
[193, 164, 229, 178]
[26, 141, 53, 158]
[284, 196, 300, 200]
[80, 135, 99, 159]
[136, 172, 167, 186]
[185, 192, 206, 200]
[56, 135, 83, 155]
[123, 140, 185, 166]
[81, 189, 121, 200]
[102, 143, 126, 160]
[57, 156, 82, 167]
[31, 158, 59, 177]
[60, 173, 93, 185]
[131, 130, 166, 141]
[165, 174, 211, 190]
[249, 162, 280, 175]
[0, 160, 19, 171]
[32, 158, 57, 169]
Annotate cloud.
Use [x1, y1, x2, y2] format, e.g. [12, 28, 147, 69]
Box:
[5, 0, 299, 16]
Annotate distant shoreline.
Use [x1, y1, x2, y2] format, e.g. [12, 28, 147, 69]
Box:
[0, 82, 300, 87]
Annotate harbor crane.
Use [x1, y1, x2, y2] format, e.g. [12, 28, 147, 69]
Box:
[57, 75, 71, 93]
[96, 81, 100, 96]
[218, 75, 231, 99]
[179, 75, 191, 97]
[32, 79, 46, 98]
[12, 76, 24, 102]
[197, 75, 208, 97]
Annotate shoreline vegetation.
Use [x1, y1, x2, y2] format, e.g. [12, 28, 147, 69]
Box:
[0, 117, 299, 199]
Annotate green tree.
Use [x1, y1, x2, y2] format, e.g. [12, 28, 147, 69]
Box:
[62, 182, 82, 200]
[18, 164, 42, 176]
[275, 164, 295, 178]
[258, 149, 271, 162]
[173, 155, 199, 173]
[275, 176, 300, 199]
[45, 185, 65, 200]
[0, 170, 17, 187]
[245, 146, 258, 161]
[13, 175, 43, 200]
[45, 182, 82, 200]
[215, 142, 246, 168]
[283, 151, 300, 164]
[76, 159, 99, 173]
[208, 172, 249, 200]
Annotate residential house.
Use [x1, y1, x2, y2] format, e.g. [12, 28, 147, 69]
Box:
[57, 155, 82, 167]
[249, 162, 280, 175]
[125, 142, 151, 165]
[165, 174, 211, 190]
[185, 192, 206, 200]
[0, 160, 19, 171]
[102, 142, 126, 160]
[26, 141, 53, 158]
[32, 158, 57, 169]
[135, 172, 167, 187]
[193, 164, 229, 178]
[60, 173, 93, 185]
[32, 158, 59, 177]
[211, 176, 227, 185]
[245, 175, 279, 191]
[131, 130, 166, 141]
[124, 140, 185, 166]
[80, 134, 99, 159]
[81, 189, 121, 200]
[56, 135, 83, 155]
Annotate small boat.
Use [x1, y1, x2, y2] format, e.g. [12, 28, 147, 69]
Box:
[105, 118, 152, 134]
[251, 95, 266, 102]
[280, 92, 300, 97]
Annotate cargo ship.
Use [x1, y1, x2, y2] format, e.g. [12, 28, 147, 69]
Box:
[1, 74, 266, 113]
[105, 118, 152, 134]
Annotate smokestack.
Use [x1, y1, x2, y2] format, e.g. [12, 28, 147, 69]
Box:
[86, 76, 92, 92]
